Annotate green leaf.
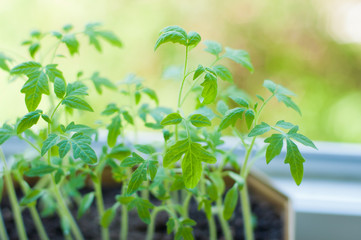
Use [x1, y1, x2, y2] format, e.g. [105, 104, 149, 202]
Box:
[248, 122, 271, 137]
[142, 88, 159, 105]
[182, 149, 202, 189]
[203, 40, 222, 56]
[213, 65, 233, 83]
[107, 115, 121, 147]
[41, 133, 60, 156]
[128, 198, 154, 224]
[263, 80, 296, 96]
[154, 26, 187, 51]
[0, 53, 12, 72]
[108, 145, 131, 160]
[167, 218, 175, 234]
[20, 70, 50, 111]
[193, 65, 205, 80]
[57, 140, 71, 158]
[101, 103, 119, 116]
[206, 181, 218, 201]
[77, 192, 95, 218]
[223, 185, 238, 220]
[160, 113, 183, 126]
[134, 144, 156, 154]
[96, 31, 123, 48]
[264, 134, 284, 163]
[288, 133, 317, 149]
[54, 169, 64, 184]
[54, 77, 66, 99]
[208, 172, 225, 195]
[41, 114, 51, 123]
[90, 72, 116, 94]
[66, 81, 88, 96]
[10, 61, 41, 75]
[190, 142, 216, 164]
[223, 47, 254, 72]
[71, 133, 97, 164]
[20, 189, 44, 206]
[29, 43, 40, 58]
[187, 31, 201, 48]
[275, 94, 301, 115]
[147, 160, 158, 180]
[101, 206, 117, 228]
[24, 165, 57, 177]
[122, 111, 134, 125]
[176, 226, 194, 240]
[120, 152, 145, 167]
[62, 96, 93, 112]
[127, 163, 147, 195]
[227, 172, 245, 188]
[0, 124, 14, 145]
[245, 109, 255, 129]
[284, 139, 305, 185]
[275, 120, 295, 129]
[84, 23, 122, 51]
[62, 34, 79, 55]
[218, 107, 245, 131]
[189, 114, 211, 127]
[216, 100, 229, 115]
[116, 196, 135, 205]
[230, 96, 249, 108]
[17, 110, 42, 134]
[163, 139, 189, 167]
[200, 73, 217, 104]
[52, 31, 62, 39]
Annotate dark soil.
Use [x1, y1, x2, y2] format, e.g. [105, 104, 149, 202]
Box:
[1, 187, 283, 240]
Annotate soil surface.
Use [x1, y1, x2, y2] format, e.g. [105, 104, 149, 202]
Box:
[1, 187, 283, 240]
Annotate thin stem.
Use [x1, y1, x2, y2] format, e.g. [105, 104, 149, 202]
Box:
[94, 173, 109, 240]
[146, 206, 179, 240]
[15, 171, 49, 240]
[0, 210, 9, 240]
[182, 191, 192, 218]
[208, 212, 217, 240]
[120, 182, 128, 240]
[18, 136, 41, 154]
[240, 185, 254, 240]
[0, 148, 28, 240]
[216, 197, 232, 240]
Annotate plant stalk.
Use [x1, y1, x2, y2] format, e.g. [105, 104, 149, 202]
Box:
[0, 210, 9, 240]
[120, 182, 128, 240]
[0, 149, 28, 240]
[240, 185, 254, 240]
[216, 197, 232, 240]
[94, 175, 109, 240]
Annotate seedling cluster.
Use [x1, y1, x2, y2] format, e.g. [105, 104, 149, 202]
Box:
[0, 24, 316, 240]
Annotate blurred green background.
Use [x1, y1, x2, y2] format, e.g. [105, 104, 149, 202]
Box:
[0, 0, 361, 143]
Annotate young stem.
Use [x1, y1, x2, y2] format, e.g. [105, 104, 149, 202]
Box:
[240, 185, 254, 240]
[200, 176, 217, 240]
[15, 171, 49, 240]
[182, 191, 192, 218]
[120, 182, 128, 240]
[146, 206, 179, 240]
[0, 210, 9, 240]
[216, 197, 232, 240]
[94, 170, 109, 240]
[0, 149, 28, 240]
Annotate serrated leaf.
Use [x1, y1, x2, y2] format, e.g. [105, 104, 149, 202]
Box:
[17, 110, 42, 134]
[264, 134, 284, 163]
[167, 218, 175, 234]
[120, 152, 145, 167]
[206, 182, 218, 201]
[223, 185, 238, 220]
[176, 226, 194, 240]
[223, 47, 254, 72]
[245, 109, 255, 129]
[0, 53, 12, 72]
[108, 145, 131, 160]
[96, 31, 122, 48]
[101, 103, 119, 116]
[62, 34, 79, 55]
[10, 61, 41, 75]
[275, 120, 295, 129]
[41, 133, 60, 156]
[213, 65, 233, 83]
[284, 139, 305, 185]
[128, 198, 154, 224]
[288, 133, 317, 149]
[77, 192, 95, 218]
[182, 150, 202, 189]
[201, 73, 217, 104]
[160, 113, 183, 126]
[248, 122, 271, 137]
[54, 77, 66, 99]
[62, 96, 93, 112]
[71, 133, 97, 164]
[101, 207, 116, 228]
[90, 72, 116, 94]
[142, 88, 159, 105]
[203, 40, 222, 56]
[24, 165, 57, 177]
[20, 189, 44, 206]
[189, 114, 211, 127]
[66, 81, 88, 96]
[187, 31, 201, 48]
[193, 65, 205, 80]
[190, 142, 216, 164]
[147, 160, 158, 180]
[0, 124, 14, 145]
[263, 80, 296, 96]
[218, 107, 245, 131]
[107, 115, 121, 147]
[275, 94, 301, 115]
[134, 144, 156, 154]
[127, 163, 147, 195]
[163, 139, 189, 167]
[58, 140, 71, 158]
[154, 26, 188, 51]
